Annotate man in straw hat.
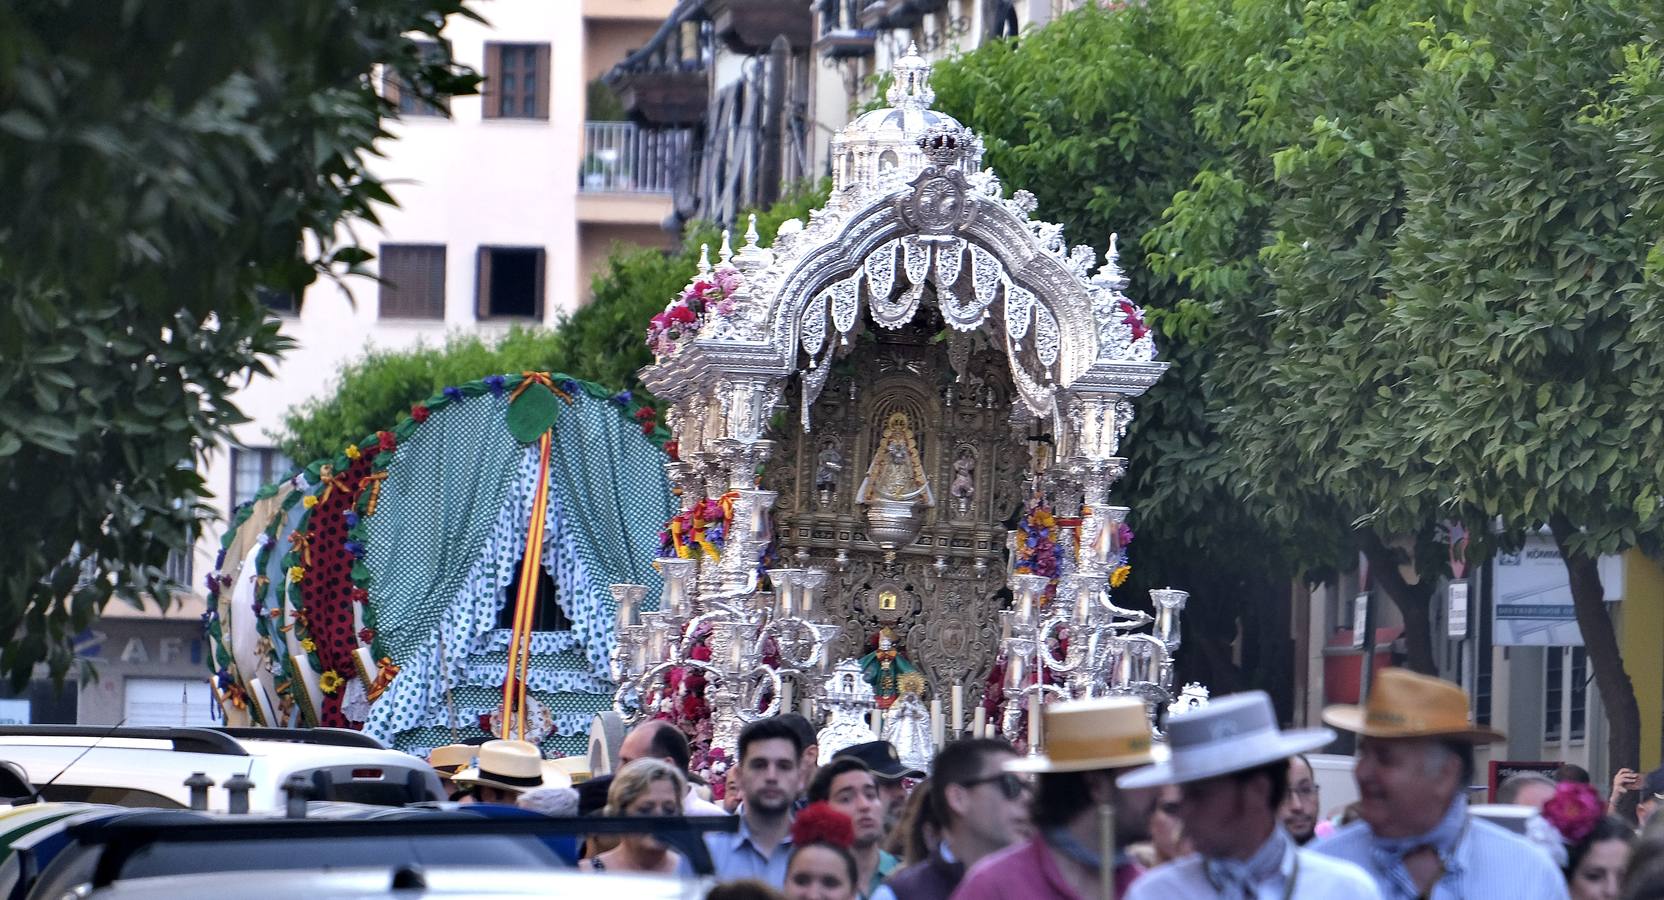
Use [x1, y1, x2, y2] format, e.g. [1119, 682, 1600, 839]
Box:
[427, 743, 475, 800]
[1116, 690, 1379, 898]
[1312, 668, 1569, 899]
[451, 738, 572, 804]
[952, 697, 1161, 900]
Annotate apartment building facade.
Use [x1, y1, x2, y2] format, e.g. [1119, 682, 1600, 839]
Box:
[77, 0, 681, 728]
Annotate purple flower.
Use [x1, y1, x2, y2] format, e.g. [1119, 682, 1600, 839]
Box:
[560, 378, 579, 394]
[484, 375, 507, 397]
[443, 386, 464, 401]
[612, 390, 632, 406]
[204, 573, 218, 592]
[345, 541, 365, 558]
[343, 510, 359, 528]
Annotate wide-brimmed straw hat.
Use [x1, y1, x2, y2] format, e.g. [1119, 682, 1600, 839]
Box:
[1005, 697, 1164, 774]
[427, 743, 475, 776]
[1322, 668, 1505, 743]
[452, 739, 571, 793]
[1118, 691, 1333, 789]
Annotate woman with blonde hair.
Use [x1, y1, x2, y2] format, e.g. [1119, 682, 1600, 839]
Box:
[581, 757, 687, 874]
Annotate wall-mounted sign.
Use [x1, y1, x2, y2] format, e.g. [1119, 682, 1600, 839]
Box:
[1352, 593, 1370, 650]
[1448, 580, 1470, 640]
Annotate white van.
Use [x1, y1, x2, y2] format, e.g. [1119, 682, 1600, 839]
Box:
[0, 726, 442, 811]
[1307, 752, 1359, 820]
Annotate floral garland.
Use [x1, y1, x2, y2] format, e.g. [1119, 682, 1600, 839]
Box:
[660, 495, 732, 560]
[645, 265, 742, 357]
[1118, 297, 1148, 341]
[1013, 497, 1062, 594]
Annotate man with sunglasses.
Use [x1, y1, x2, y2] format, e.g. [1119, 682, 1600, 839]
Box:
[1118, 692, 1377, 899]
[953, 698, 1161, 900]
[884, 738, 1031, 900]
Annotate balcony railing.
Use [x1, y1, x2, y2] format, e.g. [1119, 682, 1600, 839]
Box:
[581, 122, 692, 194]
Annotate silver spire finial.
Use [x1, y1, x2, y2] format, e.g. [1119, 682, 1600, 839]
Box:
[885, 41, 935, 110]
[718, 229, 733, 264]
[698, 243, 712, 276]
[1094, 232, 1128, 290]
[743, 214, 760, 250]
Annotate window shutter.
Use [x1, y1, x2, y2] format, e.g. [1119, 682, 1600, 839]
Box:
[482, 43, 503, 119]
[476, 246, 494, 319]
[533, 248, 547, 320]
[534, 44, 551, 120]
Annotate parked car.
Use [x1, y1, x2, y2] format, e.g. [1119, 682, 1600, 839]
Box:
[82, 867, 706, 900]
[21, 810, 735, 900]
[0, 726, 442, 811]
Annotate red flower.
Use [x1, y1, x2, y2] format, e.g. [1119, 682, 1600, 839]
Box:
[358, 627, 376, 643]
[689, 644, 712, 662]
[351, 588, 370, 604]
[666, 304, 697, 325]
[664, 440, 679, 461]
[793, 803, 855, 849]
[641, 423, 655, 436]
[411, 405, 430, 423]
[635, 406, 657, 421]
[1542, 782, 1605, 844]
[377, 431, 397, 451]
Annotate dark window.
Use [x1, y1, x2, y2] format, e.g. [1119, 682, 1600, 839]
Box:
[256, 287, 297, 315]
[495, 557, 572, 632]
[1545, 647, 1564, 743]
[1570, 646, 1588, 741]
[476, 246, 545, 319]
[384, 41, 451, 117]
[230, 447, 293, 508]
[379, 244, 447, 319]
[483, 43, 550, 120]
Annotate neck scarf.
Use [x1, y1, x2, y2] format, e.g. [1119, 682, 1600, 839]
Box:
[1369, 795, 1468, 898]
[1204, 825, 1292, 900]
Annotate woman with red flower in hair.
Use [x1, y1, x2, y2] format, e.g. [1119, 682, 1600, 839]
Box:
[785, 802, 860, 900]
[1542, 781, 1635, 900]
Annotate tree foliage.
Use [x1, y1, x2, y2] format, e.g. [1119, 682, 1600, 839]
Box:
[0, 0, 478, 684]
[278, 181, 831, 462]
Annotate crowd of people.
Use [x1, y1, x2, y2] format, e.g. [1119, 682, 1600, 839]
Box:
[427, 667, 1664, 899]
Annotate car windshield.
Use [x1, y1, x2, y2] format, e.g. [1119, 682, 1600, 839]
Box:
[113, 833, 565, 880]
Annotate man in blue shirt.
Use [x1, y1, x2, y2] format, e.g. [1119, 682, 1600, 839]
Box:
[1312, 668, 1569, 900]
[686, 716, 803, 888]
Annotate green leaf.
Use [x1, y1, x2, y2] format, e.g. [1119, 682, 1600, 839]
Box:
[505, 382, 561, 443]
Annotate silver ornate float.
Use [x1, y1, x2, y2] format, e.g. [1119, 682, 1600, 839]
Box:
[613, 45, 1184, 759]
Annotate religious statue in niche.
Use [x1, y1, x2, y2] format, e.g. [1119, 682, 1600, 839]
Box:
[857, 411, 934, 550]
[949, 446, 976, 517]
[814, 439, 844, 505]
[883, 673, 935, 773]
[860, 627, 921, 710]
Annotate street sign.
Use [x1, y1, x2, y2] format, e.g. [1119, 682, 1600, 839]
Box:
[1448, 580, 1469, 640]
[1352, 593, 1370, 650]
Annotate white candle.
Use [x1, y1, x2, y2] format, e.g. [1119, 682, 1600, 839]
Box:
[780, 680, 793, 715]
[951, 684, 964, 737]
[801, 697, 814, 720]
[930, 700, 943, 747]
[972, 706, 986, 740]
[870, 709, 883, 735]
[1028, 694, 1041, 750]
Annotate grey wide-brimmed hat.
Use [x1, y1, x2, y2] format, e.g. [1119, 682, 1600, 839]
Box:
[1118, 691, 1334, 790]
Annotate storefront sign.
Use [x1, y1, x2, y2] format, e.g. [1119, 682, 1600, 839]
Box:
[1492, 534, 1622, 646]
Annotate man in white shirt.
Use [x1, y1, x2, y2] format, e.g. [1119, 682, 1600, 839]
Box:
[1119, 691, 1379, 899]
[618, 718, 727, 815]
